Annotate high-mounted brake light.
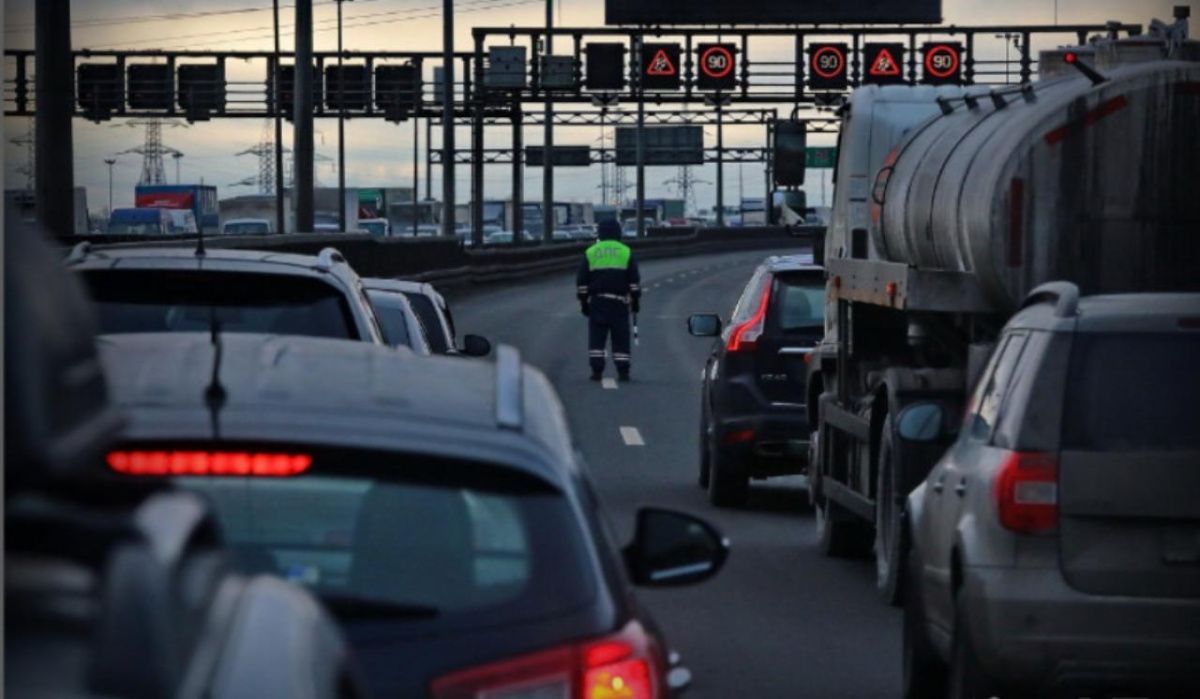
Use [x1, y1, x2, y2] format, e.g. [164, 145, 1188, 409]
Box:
[432, 620, 659, 699]
[727, 284, 771, 353]
[993, 451, 1057, 534]
[106, 450, 313, 477]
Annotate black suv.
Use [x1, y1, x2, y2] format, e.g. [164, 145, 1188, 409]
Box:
[688, 254, 824, 506]
[66, 243, 385, 343]
[98, 332, 728, 698]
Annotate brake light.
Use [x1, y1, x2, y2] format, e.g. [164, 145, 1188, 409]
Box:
[723, 428, 756, 445]
[992, 451, 1057, 534]
[727, 284, 771, 353]
[431, 621, 659, 699]
[106, 450, 312, 477]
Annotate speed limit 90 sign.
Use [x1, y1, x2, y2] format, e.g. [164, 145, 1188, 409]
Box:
[696, 43, 737, 90]
[921, 42, 964, 84]
[807, 43, 849, 90]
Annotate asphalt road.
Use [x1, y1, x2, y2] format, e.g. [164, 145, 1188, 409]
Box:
[451, 248, 901, 699]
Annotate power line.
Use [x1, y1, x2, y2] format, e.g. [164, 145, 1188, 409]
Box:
[87, 0, 538, 50]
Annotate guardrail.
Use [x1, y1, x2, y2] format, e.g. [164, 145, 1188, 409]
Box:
[73, 225, 821, 286]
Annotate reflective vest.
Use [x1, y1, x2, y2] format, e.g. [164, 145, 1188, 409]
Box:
[586, 240, 632, 271]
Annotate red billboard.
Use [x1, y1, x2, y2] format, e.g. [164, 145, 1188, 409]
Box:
[136, 191, 194, 209]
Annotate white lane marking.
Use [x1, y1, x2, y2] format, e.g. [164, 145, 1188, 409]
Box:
[620, 426, 645, 446]
[601, 378, 618, 389]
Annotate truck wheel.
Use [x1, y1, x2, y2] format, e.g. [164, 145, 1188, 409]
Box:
[698, 405, 711, 489]
[947, 592, 1002, 699]
[814, 496, 867, 557]
[875, 414, 905, 606]
[708, 447, 748, 508]
[902, 540, 946, 698]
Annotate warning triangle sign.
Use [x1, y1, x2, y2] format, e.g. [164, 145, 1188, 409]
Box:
[647, 49, 677, 76]
[869, 48, 901, 76]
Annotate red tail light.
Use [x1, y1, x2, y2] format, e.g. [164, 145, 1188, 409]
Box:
[727, 284, 771, 353]
[992, 451, 1057, 534]
[106, 450, 313, 477]
[431, 621, 660, 699]
[723, 428, 756, 445]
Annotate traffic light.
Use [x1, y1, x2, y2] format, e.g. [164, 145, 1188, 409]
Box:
[375, 64, 419, 120]
[77, 63, 123, 120]
[773, 120, 807, 187]
[278, 64, 323, 119]
[127, 64, 173, 111]
[325, 64, 369, 111]
[177, 64, 226, 120]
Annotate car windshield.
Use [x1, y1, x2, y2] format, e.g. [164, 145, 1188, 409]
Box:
[224, 222, 270, 235]
[83, 269, 358, 340]
[774, 273, 825, 331]
[1063, 332, 1200, 450]
[402, 292, 450, 353]
[366, 290, 413, 348]
[177, 467, 594, 629]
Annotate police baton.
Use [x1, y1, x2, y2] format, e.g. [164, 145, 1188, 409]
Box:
[633, 313, 639, 346]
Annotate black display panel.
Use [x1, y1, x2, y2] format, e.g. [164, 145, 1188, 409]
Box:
[606, 0, 941, 25]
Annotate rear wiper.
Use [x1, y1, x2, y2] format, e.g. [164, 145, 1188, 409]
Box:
[321, 594, 441, 620]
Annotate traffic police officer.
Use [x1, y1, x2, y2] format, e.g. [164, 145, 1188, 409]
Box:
[577, 219, 641, 381]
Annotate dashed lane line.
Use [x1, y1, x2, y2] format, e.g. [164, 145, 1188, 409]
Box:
[619, 426, 645, 446]
[601, 378, 618, 389]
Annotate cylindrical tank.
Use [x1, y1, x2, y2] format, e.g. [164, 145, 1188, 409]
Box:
[877, 52, 1200, 310]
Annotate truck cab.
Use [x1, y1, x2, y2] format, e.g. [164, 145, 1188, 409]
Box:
[107, 207, 173, 236]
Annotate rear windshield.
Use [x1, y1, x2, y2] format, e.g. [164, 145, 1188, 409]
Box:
[1063, 332, 1200, 450]
[83, 269, 357, 340]
[367, 290, 412, 348]
[178, 469, 594, 630]
[402, 292, 449, 353]
[774, 273, 825, 331]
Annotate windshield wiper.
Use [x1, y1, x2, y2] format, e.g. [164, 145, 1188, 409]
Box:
[321, 594, 441, 620]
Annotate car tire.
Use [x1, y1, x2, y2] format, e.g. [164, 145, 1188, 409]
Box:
[948, 591, 1002, 699]
[814, 495, 868, 558]
[902, 543, 947, 699]
[874, 414, 905, 606]
[698, 404, 712, 490]
[707, 445, 748, 508]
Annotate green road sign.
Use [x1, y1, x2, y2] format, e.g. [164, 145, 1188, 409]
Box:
[806, 147, 838, 169]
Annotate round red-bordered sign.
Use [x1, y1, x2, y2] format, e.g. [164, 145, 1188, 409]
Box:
[811, 45, 846, 79]
[700, 45, 735, 79]
[924, 44, 960, 79]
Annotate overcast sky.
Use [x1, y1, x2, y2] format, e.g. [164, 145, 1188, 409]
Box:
[3, 0, 1192, 217]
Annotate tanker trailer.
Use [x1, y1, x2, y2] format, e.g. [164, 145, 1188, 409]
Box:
[805, 15, 1200, 604]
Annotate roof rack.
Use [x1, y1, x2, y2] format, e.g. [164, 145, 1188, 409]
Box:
[1020, 281, 1080, 317]
[64, 241, 93, 265]
[495, 344, 524, 431]
[315, 247, 346, 272]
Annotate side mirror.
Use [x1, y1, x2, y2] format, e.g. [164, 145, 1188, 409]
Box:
[687, 314, 721, 337]
[897, 402, 947, 443]
[623, 507, 729, 587]
[460, 334, 492, 357]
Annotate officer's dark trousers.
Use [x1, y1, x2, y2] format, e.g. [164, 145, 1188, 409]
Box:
[588, 297, 631, 375]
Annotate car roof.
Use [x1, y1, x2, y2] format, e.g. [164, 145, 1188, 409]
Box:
[1008, 291, 1200, 333]
[362, 277, 432, 295]
[97, 333, 575, 487]
[65, 243, 359, 286]
[761, 253, 821, 273]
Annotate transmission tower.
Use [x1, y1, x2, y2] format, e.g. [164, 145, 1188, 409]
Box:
[236, 120, 287, 194]
[10, 120, 35, 189]
[119, 119, 184, 185]
[664, 166, 709, 215]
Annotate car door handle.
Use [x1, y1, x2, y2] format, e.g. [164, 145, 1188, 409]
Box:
[954, 480, 967, 497]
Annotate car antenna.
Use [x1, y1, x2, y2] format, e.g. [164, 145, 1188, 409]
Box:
[204, 307, 227, 439]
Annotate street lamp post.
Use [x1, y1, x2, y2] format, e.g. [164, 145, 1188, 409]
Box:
[104, 157, 116, 213]
[172, 151, 183, 183]
[336, 0, 350, 231]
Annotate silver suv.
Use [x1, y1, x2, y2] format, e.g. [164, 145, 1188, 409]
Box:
[903, 282, 1200, 698]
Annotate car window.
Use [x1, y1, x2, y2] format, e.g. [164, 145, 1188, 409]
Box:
[964, 332, 1028, 442]
[730, 269, 769, 324]
[83, 269, 358, 340]
[773, 274, 825, 331]
[178, 471, 595, 628]
[403, 292, 450, 353]
[366, 290, 413, 348]
[1063, 332, 1200, 450]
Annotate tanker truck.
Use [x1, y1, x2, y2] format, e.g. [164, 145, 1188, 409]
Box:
[804, 13, 1200, 604]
